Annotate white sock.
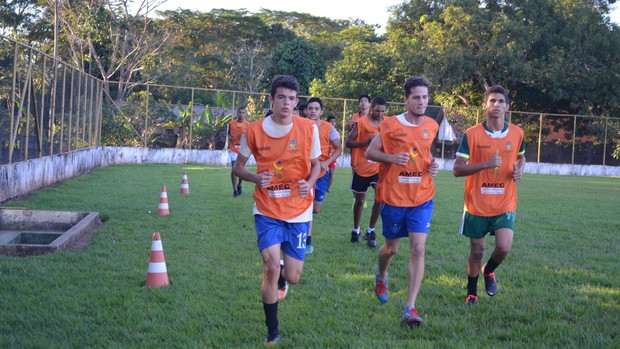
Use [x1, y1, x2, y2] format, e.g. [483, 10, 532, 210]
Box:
[353, 227, 360, 234]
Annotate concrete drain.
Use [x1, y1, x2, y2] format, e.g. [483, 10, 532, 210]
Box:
[0, 208, 100, 256]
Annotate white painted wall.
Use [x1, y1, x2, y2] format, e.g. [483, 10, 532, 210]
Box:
[0, 147, 618, 202]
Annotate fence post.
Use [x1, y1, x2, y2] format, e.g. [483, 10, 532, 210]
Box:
[189, 88, 195, 150]
[603, 117, 608, 166]
[571, 115, 577, 165]
[537, 113, 543, 163]
[145, 84, 150, 147]
[60, 66, 67, 153]
[8, 42, 18, 164]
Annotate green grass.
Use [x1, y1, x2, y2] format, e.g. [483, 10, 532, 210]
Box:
[0, 164, 618, 348]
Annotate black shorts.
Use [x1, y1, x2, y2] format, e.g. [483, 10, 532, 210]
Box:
[350, 171, 379, 193]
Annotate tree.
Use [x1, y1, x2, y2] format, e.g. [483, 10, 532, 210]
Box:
[270, 38, 324, 95]
[49, 0, 173, 106]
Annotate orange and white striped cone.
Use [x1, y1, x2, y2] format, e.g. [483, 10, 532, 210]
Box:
[180, 172, 190, 195]
[146, 232, 169, 287]
[157, 185, 169, 216]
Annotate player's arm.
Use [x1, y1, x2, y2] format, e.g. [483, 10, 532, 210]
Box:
[345, 124, 371, 149]
[322, 138, 342, 171]
[232, 135, 273, 187]
[365, 133, 409, 165]
[298, 126, 322, 198]
[453, 152, 501, 177]
[513, 154, 526, 182]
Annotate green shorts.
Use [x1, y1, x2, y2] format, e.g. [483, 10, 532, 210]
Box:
[460, 211, 516, 239]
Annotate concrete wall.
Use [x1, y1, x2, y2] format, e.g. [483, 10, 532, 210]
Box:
[1, 147, 618, 202]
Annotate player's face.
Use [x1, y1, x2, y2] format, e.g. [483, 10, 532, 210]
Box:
[404, 86, 429, 117]
[269, 88, 298, 119]
[483, 93, 509, 121]
[237, 109, 246, 121]
[306, 102, 322, 121]
[370, 104, 387, 120]
[359, 97, 370, 111]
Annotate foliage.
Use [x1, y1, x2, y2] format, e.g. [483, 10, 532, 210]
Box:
[309, 41, 401, 101]
[0, 165, 618, 347]
[269, 37, 325, 95]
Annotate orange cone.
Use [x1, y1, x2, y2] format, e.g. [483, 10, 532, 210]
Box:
[146, 232, 169, 287]
[157, 185, 169, 216]
[180, 172, 190, 195]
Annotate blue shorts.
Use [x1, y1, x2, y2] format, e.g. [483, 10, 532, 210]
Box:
[254, 214, 309, 261]
[228, 149, 238, 163]
[314, 171, 330, 202]
[381, 200, 434, 239]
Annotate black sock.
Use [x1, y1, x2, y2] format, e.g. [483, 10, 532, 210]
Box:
[467, 275, 479, 296]
[306, 235, 312, 245]
[263, 301, 279, 340]
[484, 257, 500, 275]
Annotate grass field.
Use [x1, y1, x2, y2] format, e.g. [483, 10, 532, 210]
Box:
[0, 164, 618, 348]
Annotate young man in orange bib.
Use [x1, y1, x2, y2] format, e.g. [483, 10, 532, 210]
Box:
[228, 106, 250, 197]
[366, 76, 439, 327]
[232, 76, 321, 345]
[346, 96, 388, 248]
[453, 85, 526, 305]
[304, 97, 342, 254]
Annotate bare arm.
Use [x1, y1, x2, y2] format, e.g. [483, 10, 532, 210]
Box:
[232, 154, 274, 188]
[452, 150, 502, 177]
[345, 124, 372, 149]
[513, 155, 526, 182]
[299, 157, 321, 198]
[321, 138, 342, 172]
[365, 133, 409, 165]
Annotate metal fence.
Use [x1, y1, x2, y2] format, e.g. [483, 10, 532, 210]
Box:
[0, 35, 104, 165]
[2, 35, 619, 166]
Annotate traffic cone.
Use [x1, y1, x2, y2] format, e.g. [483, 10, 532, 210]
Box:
[180, 172, 190, 195]
[157, 185, 169, 216]
[146, 232, 169, 287]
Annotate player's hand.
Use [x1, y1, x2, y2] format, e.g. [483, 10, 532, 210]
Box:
[429, 157, 439, 176]
[298, 179, 310, 198]
[320, 161, 329, 172]
[257, 171, 274, 188]
[392, 152, 410, 166]
[487, 149, 502, 168]
[513, 159, 524, 182]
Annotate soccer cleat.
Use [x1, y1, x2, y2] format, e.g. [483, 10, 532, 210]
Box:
[278, 260, 288, 300]
[401, 306, 422, 327]
[482, 264, 497, 297]
[374, 273, 389, 303]
[364, 229, 377, 248]
[237, 184, 242, 195]
[233, 189, 238, 197]
[350, 230, 360, 243]
[265, 334, 281, 346]
[306, 243, 314, 255]
[465, 294, 478, 305]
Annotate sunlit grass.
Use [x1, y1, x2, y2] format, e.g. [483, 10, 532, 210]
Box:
[0, 164, 618, 347]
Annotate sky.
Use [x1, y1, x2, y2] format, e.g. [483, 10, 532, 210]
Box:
[145, 0, 620, 34]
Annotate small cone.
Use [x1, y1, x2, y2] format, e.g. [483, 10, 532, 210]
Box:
[180, 172, 190, 195]
[146, 232, 169, 287]
[157, 185, 169, 216]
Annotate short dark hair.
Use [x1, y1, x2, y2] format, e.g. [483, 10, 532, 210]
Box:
[358, 94, 371, 102]
[327, 115, 336, 122]
[484, 85, 510, 104]
[270, 75, 299, 97]
[403, 76, 431, 97]
[307, 97, 323, 110]
[297, 103, 306, 111]
[371, 96, 387, 107]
